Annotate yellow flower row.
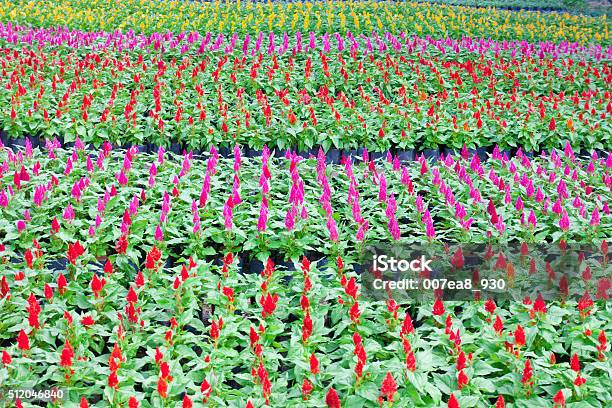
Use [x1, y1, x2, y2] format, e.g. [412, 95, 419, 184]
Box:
[0, 0, 608, 44]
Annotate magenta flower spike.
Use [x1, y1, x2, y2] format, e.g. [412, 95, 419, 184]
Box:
[590, 206, 600, 226]
[559, 210, 570, 231]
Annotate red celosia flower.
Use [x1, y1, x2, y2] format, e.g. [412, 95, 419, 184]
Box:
[127, 287, 138, 303]
[0, 276, 10, 299]
[90, 274, 106, 299]
[260, 293, 279, 318]
[57, 273, 67, 295]
[44, 284, 53, 302]
[484, 299, 496, 314]
[344, 277, 358, 299]
[301, 294, 310, 311]
[448, 393, 459, 408]
[27, 293, 41, 329]
[81, 315, 94, 326]
[578, 291, 594, 315]
[574, 375, 586, 386]
[433, 298, 445, 316]
[80, 397, 88, 408]
[380, 372, 398, 402]
[108, 371, 118, 388]
[222, 286, 234, 303]
[104, 260, 113, 274]
[325, 388, 341, 408]
[457, 369, 469, 390]
[25, 249, 33, 269]
[349, 301, 361, 323]
[533, 293, 547, 314]
[336, 256, 344, 272]
[128, 396, 139, 408]
[135, 271, 145, 287]
[210, 319, 220, 341]
[450, 247, 464, 270]
[406, 350, 416, 372]
[182, 395, 193, 408]
[514, 325, 526, 347]
[157, 377, 168, 398]
[549, 117, 556, 131]
[456, 351, 466, 370]
[301, 256, 311, 273]
[495, 395, 505, 408]
[302, 312, 313, 342]
[553, 390, 565, 407]
[570, 353, 580, 372]
[521, 359, 533, 387]
[201, 379, 212, 401]
[493, 315, 504, 334]
[249, 326, 259, 347]
[155, 348, 163, 364]
[302, 378, 313, 400]
[115, 235, 128, 254]
[146, 246, 162, 269]
[309, 353, 319, 374]
[401, 312, 414, 336]
[60, 339, 74, 367]
[597, 330, 607, 360]
[67, 241, 85, 265]
[2, 350, 12, 365]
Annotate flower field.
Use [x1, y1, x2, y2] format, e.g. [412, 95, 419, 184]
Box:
[0, 1, 611, 407]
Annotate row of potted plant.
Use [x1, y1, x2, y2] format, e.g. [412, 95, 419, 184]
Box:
[0, 141, 610, 407]
[1, 29, 610, 153]
[2, 0, 609, 43]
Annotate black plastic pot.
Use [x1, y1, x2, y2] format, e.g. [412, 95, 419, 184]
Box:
[218, 146, 231, 158]
[356, 147, 367, 161]
[343, 149, 360, 161]
[244, 259, 265, 274]
[277, 261, 295, 271]
[443, 147, 459, 158]
[170, 143, 182, 155]
[370, 151, 385, 161]
[297, 148, 318, 159]
[47, 259, 68, 272]
[325, 148, 340, 164]
[498, 149, 511, 160]
[396, 149, 415, 162]
[13, 137, 26, 147]
[352, 263, 365, 275]
[28, 135, 40, 149]
[135, 144, 149, 154]
[422, 149, 440, 161]
[147, 143, 160, 153]
[467, 148, 488, 161]
[247, 147, 262, 158]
